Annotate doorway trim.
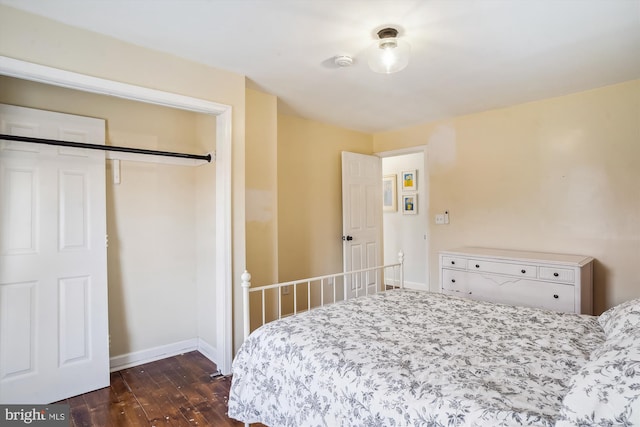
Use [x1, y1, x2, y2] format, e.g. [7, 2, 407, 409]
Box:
[0, 56, 234, 374]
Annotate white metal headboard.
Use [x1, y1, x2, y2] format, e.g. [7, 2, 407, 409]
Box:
[241, 252, 405, 339]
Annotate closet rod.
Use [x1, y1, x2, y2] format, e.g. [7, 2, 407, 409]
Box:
[0, 134, 212, 163]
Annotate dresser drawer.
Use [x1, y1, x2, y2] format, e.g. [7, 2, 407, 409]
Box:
[442, 256, 467, 269]
[508, 281, 575, 313]
[539, 266, 575, 283]
[467, 259, 537, 278]
[441, 269, 471, 296]
[467, 274, 575, 313]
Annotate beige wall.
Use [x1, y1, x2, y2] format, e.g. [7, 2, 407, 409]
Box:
[0, 76, 217, 356]
[245, 89, 278, 286]
[374, 80, 640, 314]
[277, 114, 373, 285]
[245, 89, 279, 329]
[0, 5, 247, 356]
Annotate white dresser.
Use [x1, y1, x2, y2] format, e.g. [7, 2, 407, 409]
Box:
[439, 247, 594, 314]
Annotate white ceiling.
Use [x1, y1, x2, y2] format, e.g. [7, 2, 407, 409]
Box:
[2, 0, 639, 133]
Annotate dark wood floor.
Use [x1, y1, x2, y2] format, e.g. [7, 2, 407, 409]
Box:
[55, 351, 264, 427]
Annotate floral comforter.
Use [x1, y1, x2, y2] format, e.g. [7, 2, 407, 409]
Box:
[228, 290, 604, 427]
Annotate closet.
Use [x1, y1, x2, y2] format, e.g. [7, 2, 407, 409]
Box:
[0, 75, 218, 403]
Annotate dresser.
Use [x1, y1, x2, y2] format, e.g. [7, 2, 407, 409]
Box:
[439, 247, 594, 314]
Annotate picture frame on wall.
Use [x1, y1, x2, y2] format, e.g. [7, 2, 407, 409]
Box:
[382, 174, 397, 212]
[401, 169, 417, 191]
[402, 194, 417, 215]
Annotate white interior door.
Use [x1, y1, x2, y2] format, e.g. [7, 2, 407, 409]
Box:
[0, 104, 109, 404]
[341, 151, 382, 299]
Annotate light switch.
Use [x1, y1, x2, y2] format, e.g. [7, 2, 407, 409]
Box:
[435, 214, 445, 224]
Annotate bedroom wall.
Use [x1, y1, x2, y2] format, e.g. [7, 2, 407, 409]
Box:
[246, 89, 278, 287]
[0, 76, 217, 358]
[373, 80, 640, 314]
[245, 88, 279, 329]
[0, 5, 248, 357]
[277, 114, 373, 295]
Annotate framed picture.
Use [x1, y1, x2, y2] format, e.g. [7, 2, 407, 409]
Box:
[382, 174, 397, 212]
[401, 170, 417, 191]
[402, 194, 417, 215]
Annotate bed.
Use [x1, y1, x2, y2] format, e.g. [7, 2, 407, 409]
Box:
[228, 264, 640, 426]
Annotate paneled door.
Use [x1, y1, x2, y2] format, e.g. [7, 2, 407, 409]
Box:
[0, 104, 109, 403]
[341, 152, 382, 299]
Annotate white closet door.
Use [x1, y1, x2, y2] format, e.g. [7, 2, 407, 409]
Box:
[0, 104, 109, 403]
[341, 151, 382, 299]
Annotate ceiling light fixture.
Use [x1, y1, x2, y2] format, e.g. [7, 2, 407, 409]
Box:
[368, 27, 410, 74]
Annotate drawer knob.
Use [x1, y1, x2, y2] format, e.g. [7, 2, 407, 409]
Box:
[521, 269, 526, 274]
[553, 272, 559, 277]
[451, 279, 456, 283]
[553, 294, 559, 299]
[475, 264, 480, 268]
[451, 261, 455, 265]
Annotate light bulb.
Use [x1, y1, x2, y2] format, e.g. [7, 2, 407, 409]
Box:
[368, 28, 410, 74]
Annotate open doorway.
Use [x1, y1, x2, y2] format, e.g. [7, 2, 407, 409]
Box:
[380, 148, 429, 291]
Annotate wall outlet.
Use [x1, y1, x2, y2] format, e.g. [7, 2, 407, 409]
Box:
[282, 285, 290, 295]
[435, 214, 445, 224]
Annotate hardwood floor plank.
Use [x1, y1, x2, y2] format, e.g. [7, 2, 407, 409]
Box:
[189, 353, 221, 378]
[139, 358, 174, 386]
[81, 387, 112, 427]
[110, 372, 149, 427]
[57, 351, 262, 427]
[162, 358, 193, 390]
[149, 387, 192, 427]
[120, 368, 167, 422]
[67, 395, 92, 427]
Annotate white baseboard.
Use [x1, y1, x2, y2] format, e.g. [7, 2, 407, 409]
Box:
[109, 338, 198, 372]
[385, 277, 428, 291]
[197, 338, 218, 365]
[404, 281, 429, 291]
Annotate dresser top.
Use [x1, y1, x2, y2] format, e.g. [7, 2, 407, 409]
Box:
[440, 247, 594, 266]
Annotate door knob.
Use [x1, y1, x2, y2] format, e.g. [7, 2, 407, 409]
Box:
[342, 235, 353, 241]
